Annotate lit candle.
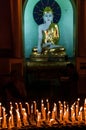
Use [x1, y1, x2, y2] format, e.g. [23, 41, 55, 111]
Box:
[58, 101, 61, 110]
[53, 103, 57, 119]
[84, 98, 86, 123]
[22, 108, 29, 126]
[33, 101, 37, 115]
[78, 106, 83, 122]
[15, 102, 19, 110]
[36, 109, 39, 118]
[52, 110, 55, 120]
[10, 102, 13, 111]
[47, 111, 51, 122]
[71, 105, 75, 123]
[58, 101, 62, 119]
[8, 116, 11, 129]
[76, 98, 80, 120]
[63, 102, 67, 122]
[2, 107, 5, 118]
[16, 109, 22, 128]
[63, 101, 66, 115]
[59, 103, 63, 122]
[9, 110, 14, 128]
[46, 99, 49, 111]
[0, 117, 2, 129]
[59, 109, 63, 122]
[71, 113, 76, 123]
[63, 110, 67, 122]
[44, 107, 46, 120]
[25, 102, 30, 115]
[66, 104, 69, 122]
[31, 103, 33, 114]
[76, 104, 78, 120]
[41, 102, 44, 119]
[0, 103, 2, 128]
[37, 112, 41, 127]
[2, 107, 7, 128]
[0, 103, 2, 117]
[19, 102, 23, 114]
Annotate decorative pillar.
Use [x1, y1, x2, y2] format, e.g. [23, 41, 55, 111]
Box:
[77, 0, 86, 56]
[10, 0, 23, 58]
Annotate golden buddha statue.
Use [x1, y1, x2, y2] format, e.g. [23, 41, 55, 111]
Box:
[30, 7, 66, 61]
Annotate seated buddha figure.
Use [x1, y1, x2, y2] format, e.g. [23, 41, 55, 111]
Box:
[30, 7, 66, 61]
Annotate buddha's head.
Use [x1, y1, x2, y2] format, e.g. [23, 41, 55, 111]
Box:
[43, 7, 53, 23]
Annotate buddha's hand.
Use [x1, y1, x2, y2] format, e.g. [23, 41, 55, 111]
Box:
[37, 46, 42, 53]
[42, 42, 52, 48]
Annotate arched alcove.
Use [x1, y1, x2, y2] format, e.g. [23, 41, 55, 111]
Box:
[23, 0, 76, 60]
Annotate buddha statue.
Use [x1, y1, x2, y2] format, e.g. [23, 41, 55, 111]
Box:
[30, 7, 67, 61]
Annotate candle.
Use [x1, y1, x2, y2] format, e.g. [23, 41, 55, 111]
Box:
[63, 101, 66, 115]
[76, 104, 78, 120]
[0, 104, 2, 129]
[63, 110, 66, 122]
[0, 117, 2, 129]
[44, 107, 46, 120]
[2, 107, 5, 119]
[16, 109, 22, 128]
[58, 101, 61, 110]
[36, 109, 39, 118]
[52, 110, 55, 120]
[84, 98, 86, 123]
[71, 113, 76, 123]
[0, 97, 85, 128]
[15, 102, 19, 110]
[25, 102, 30, 115]
[47, 111, 51, 122]
[76, 98, 80, 120]
[71, 105, 75, 122]
[2, 107, 7, 128]
[59, 109, 63, 122]
[10, 102, 13, 111]
[66, 104, 69, 122]
[63, 102, 67, 122]
[19, 102, 23, 114]
[37, 112, 41, 127]
[58, 101, 62, 119]
[78, 106, 83, 122]
[59, 103, 63, 122]
[0, 103, 2, 117]
[33, 101, 37, 115]
[31, 103, 33, 114]
[41, 102, 44, 119]
[53, 103, 57, 119]
[46, 99, 49, 111]
[22, 108, 29, 126]
[8, 116, 11, 129]
[9, 110, 14, 128]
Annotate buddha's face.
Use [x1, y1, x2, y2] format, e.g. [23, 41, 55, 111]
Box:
[43, 11, 53, 23]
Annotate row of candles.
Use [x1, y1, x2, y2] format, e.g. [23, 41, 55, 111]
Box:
[0, 98, 86, 129]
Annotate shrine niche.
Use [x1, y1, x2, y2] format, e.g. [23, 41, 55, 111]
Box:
[30, 1, 67, 62]
[24, 0, 75, 60]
